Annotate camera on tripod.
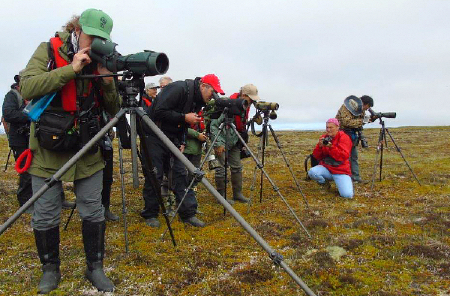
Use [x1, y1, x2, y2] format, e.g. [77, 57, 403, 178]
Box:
[89, 38, 169, 76]
[368, 108, 396, 120]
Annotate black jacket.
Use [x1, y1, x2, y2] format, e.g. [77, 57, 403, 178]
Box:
[148, 78, 204, 144]
[2, 89, 30, 148]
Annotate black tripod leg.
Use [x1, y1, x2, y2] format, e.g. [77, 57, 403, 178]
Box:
[371, 125, 385, 190]
[385, 128, 421, 185]
[4, 149, 12, 172]
[230, 123, 311, 238]
[259, 121, 268, 203]
[136, 117, 177, 247]
[379, 137, 384, 182]
[268, 124, 310, 211]
[63, 204, 77, 231]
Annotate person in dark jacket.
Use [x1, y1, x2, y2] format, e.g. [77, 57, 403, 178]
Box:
[139, 74, 223, 228]
[308, 118, 354, 198]
[2, 75, 32, 209]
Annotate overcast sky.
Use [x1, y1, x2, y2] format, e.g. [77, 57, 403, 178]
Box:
[1, 0, 449, 131]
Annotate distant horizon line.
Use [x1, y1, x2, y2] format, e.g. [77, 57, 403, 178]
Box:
[0, 124, 448, 135]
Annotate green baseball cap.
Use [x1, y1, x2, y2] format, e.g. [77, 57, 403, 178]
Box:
[79, 9, 113, 41]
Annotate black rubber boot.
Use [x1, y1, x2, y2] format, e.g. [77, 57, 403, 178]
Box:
[231, 172, 250, 203]
[33, 226, 61, 294]
[215, 177, 234, 205]
[82, 220, 114, 292]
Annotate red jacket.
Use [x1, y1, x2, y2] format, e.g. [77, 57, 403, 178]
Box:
[230, 93, 250, 132]
[312, 130, 352, 175]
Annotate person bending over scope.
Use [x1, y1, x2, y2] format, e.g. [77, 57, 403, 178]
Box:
[308, 118, 354, 198]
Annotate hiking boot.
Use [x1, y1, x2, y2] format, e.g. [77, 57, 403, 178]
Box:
[182, 216, 206, 227]
[104, 208, 119, 222]
[145, 218, 161, 228]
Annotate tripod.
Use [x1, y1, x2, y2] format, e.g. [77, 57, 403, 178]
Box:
[370, 118, 421, 190]
[196, 107, 311, 237]
[0, 75, 316, 295]
[249, 110, 310, 210]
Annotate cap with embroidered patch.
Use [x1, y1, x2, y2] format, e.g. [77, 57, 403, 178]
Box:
[79, 9, 113, 41]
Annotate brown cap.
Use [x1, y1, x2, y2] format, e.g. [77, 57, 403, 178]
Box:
[241, 84, 260, 102]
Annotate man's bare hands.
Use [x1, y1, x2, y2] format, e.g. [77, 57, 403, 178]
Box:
[72, 47, 91, 73]
[197, 132, 207, 142]
[185, 113, 201, 125]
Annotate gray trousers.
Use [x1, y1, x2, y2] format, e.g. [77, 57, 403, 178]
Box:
[214, 145, 242, 179]
[350, 139, 360, 179]
[31, 170, 104, 230]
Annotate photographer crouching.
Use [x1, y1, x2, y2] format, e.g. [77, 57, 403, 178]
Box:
[208, 84, 260, 204]
[308, 118, 354, 198]
[20, 9, 121, 293]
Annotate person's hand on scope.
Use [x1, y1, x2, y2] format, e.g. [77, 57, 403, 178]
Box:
[185, 113, 201, 125]
[72, 47, 91, 73]
[215, 146, 225, 156]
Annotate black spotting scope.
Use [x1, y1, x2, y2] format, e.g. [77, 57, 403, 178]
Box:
[368, 108, 396, 119]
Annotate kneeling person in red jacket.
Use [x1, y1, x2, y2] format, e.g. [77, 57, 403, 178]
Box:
[308, 118, 354, 198]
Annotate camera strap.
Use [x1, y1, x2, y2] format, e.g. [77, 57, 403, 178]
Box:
[49, 36, 77, 112]
[182, 79, 196, 115]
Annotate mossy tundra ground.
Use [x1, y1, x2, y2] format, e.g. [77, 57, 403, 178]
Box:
[0, 126, 449, 295]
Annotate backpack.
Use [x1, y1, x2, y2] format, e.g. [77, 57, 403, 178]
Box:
[304, 154, 319, 180]
[2, 89, 24, 135]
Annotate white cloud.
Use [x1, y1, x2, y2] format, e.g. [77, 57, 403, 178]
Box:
[1, 0, 449, 128]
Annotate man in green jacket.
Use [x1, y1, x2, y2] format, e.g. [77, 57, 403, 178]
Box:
[20, 9, 120, 293]
[209, 84, 260, 204]
[184, 110, 207, 186]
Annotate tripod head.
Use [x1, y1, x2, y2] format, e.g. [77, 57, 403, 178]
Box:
[116, 72, 145, 108]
